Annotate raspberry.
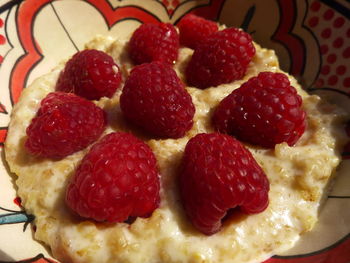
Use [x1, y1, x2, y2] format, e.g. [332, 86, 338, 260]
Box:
[66, 132, 160, 222]
[179, 133, 269, 235]
[129, 23, 179, 65]
[120, 62, 195, 138]
[178, 14, 218, 49]
[25, 92, 106, 159]
[186, 27, 255, 89]
[213, 72, 306, 148]
[56, 49, 122, 100]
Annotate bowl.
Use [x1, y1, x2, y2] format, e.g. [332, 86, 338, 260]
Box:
[0, 0, 349, 262]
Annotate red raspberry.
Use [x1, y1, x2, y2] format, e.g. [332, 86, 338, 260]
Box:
[179, 133, 269, 235]
[178, 14, 218, 49]
[186, 27, 255, 89]
[66, 132, 160, 222]
[25, 92, 106, 159]
[120, 62, 195, 138]
[56, 49, 122, 100]
[129, 23, 179, 65]
[213, 72, 306, 148]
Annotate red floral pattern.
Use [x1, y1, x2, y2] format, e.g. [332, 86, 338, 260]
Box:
[0, 0, 349, 262]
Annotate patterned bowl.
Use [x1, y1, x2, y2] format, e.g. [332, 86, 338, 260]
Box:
[0, 1, 349, 262]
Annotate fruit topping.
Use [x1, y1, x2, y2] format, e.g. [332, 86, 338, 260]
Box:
[186, 27, 255, 89]
[120, 62, 195, 138]
[56, 49, 122, 100]
[129, 22, 179, 65]
[179, 133, 269, 235]
[25, 92, 106, 159]
[213, 72, 306, 148]
[178, 14, 218, 49]
[66, 132, 160, 222]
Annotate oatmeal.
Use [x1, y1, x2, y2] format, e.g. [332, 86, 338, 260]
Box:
[5, 36, 348, 263]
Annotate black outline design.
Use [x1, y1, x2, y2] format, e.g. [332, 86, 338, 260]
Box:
[156, 0, 176, 18]
[0, 7, 13, 142]
[0, 103, 8, 114]
[328, 195, 350, 199]
[271, 0, 307, 75]
[0, 206, 34, 231]
[49, 2, 79, 52]
[157, 0, 197, 19]
[173, 0, 226, 25]
[342, 151, 350, 158]
[273, 232, 350, 259]
[0, 0, 23, 14]
[320, 0, 350, 19]
[307, 87, 350, 99]
[8, 1, 47, 106]
[84, 2, 161, 29]
[0, 253, 56, 263]
[240, 5, 256, 33]
[271, 0, 295, 74]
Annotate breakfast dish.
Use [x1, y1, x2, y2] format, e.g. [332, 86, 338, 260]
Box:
[4, 15, 348, 263]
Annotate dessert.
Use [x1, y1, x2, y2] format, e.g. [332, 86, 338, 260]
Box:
[4, 16, 348, 263]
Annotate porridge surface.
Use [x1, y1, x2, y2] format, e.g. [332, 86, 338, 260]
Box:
[5, 36, 348, 263]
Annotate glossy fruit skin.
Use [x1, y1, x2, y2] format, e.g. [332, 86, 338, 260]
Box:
[56, 49, 122, 100]
[120, 62, 195, 138]
[178, 14, 218, 49]
[179, 133, 269, 235]
[25, 92, 106, 159]
[186, 27, 256, 89]
[66, 132, 160, 222]
[129, 23, 179, 65]
[213, 72, 306, 148]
